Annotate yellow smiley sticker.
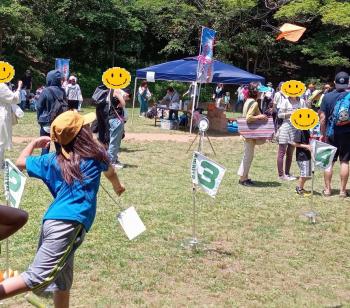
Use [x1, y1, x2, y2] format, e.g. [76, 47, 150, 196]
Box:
[102, 67, 131, 89]
[0, 61, 15, 83]
[290, 108, 319, 130]
[281, 80, 306, 97]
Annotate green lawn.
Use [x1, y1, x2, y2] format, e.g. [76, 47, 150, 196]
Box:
[1, 110, 350, 307]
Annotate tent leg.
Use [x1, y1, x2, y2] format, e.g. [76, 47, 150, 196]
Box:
[189, 82, 198, 134]
[131, 78, 138, 124]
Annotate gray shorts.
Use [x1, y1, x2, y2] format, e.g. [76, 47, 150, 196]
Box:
[297, 160, 312, 178]
[21, 220, 85, 294]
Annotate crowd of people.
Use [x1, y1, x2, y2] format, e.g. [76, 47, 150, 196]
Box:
[237, 71, 350, 198]
[0, 67, 350, 307]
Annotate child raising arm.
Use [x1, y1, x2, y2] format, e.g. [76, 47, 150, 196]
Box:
[0, 111, 124, 308]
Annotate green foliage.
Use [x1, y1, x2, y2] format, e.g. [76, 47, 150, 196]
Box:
[320, 0, 350, 27]
[1, 0, 349, 90]
[275, 0, 320, 20]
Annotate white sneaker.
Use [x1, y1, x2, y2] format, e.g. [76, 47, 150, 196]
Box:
[286, 175, 297, 181]
[113, 161, 124, 169]
[279, 175, 290, 181]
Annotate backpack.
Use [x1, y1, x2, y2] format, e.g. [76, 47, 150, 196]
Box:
[92, 85, 109, 105]
[327, 92, 350, 137]
[47, 88, 68, 124]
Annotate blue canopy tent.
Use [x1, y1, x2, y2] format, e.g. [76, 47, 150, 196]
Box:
[132, 57, 265, 131]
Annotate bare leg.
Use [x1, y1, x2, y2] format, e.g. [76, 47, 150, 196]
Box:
[0, 276, 29, 299]
[54, 290, 70, 308]
[285, 144, 295, 176]
[0, 206, 28, 241]
[324, 161, 335, 194]
[340, 161, 349, 194]
[298, 177, 307, 190]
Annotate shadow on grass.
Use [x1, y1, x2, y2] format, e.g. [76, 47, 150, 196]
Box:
[120, 148, 145, 153]
[251, 181, 281, 188]
[123, 164, 139, 169]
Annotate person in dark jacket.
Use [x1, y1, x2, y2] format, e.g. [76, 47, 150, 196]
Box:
[36, 70, 65, 155]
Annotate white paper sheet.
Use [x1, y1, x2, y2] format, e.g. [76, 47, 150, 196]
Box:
[117, 206, 146, 240]
[146, 71, 155, 82]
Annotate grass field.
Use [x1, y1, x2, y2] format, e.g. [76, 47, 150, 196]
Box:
[1, 108, 350, 307]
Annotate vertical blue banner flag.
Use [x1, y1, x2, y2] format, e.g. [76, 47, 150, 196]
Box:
[55, 58, 70, 81]
[197, 27, 216, 83]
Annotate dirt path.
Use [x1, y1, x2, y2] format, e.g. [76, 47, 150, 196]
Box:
[13, 132, 239, 144]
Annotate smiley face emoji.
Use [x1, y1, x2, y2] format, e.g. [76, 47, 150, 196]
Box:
[281, 80, 306, 97]
[102, 67, 131, 89]
[290, 108, 319, 130]
[0, 61, 15, 83]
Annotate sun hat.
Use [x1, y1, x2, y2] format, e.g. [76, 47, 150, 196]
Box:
[50, 111, 96, 159]
[335, 71, 349, 90]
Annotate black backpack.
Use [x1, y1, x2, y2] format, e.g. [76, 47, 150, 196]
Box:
[92, 85, 109, 105]
[47, 88, 68, 123]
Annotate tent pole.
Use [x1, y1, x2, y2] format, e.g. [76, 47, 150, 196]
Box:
[197, 83, 202, 108]
[131, 77, 138, 124]
[189, 82, 198, 134]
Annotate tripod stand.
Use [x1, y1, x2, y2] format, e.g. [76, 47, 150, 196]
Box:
[182, 119, 216, 250]
[186, 127, 216, 156]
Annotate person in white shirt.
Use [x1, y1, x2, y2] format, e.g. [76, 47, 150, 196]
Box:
[66, 76, 83, 111]
[0, 81, 22, 169]
[161, 87, 180, 120]
[137, 81, 152, 117]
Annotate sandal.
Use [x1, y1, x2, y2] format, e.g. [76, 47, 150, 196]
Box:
[322, 190, 331, 197]
[339, 191, 349, 198]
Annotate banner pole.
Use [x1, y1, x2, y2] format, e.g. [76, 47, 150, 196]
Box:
[189, 82, 198, 134]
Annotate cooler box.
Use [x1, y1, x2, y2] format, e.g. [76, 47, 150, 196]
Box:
[160, 119, 178, 130]
[227, 121, 238, 133]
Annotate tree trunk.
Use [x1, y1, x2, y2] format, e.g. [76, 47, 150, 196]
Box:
[112, 29, 116, 67]
[253, 56, 258, 74]
[246, 51, 250, 72]
[0, 28, 3, 55]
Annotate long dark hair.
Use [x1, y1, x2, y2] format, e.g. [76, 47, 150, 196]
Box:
[248, 83, 259, 99]
[55, 125, 109, 184]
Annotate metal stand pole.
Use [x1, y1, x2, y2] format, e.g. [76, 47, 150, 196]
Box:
[186, 133, 204, 250]
[5, 237, 9, 279]
[186, 133, 199, 154]
[4, 161, 10, 278]
[205, 133, 216, 156]
[190, 185, 198, 249]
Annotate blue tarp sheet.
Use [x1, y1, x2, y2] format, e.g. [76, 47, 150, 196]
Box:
[136, 57, 265, 84]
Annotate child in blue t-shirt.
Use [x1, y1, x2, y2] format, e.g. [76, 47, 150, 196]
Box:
[0, 111, 125, 306]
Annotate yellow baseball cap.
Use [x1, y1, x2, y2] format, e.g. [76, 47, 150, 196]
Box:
[50, 111, 96, 159]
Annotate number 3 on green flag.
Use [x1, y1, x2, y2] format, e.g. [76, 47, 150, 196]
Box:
[191, 152, 226, 198]
[198, 161, 219, 189]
